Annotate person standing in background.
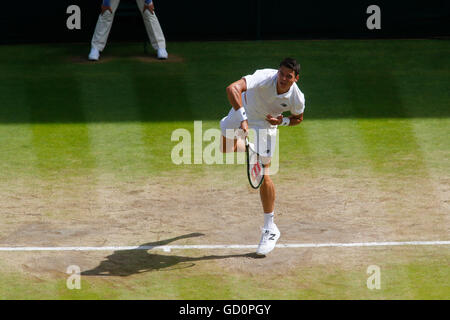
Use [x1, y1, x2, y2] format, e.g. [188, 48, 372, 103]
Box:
[88, 0, 168, 61]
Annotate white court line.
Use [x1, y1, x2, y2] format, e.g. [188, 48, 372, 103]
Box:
[0, 241, 449, 252]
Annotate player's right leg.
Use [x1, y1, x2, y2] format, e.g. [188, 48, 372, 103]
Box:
[220, 135, 246, 153]
[89, 0, 121, 60]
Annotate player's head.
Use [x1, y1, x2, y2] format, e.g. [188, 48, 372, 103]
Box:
[277, 58, 300, 92]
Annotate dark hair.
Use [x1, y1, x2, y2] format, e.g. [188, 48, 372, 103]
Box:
[279, 57, 300, 76]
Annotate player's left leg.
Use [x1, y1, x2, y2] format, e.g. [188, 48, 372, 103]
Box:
[254, 129, 280, 255]
[136, 0, 168, 59]
[256, 161, 281, 255]
[260, 164, 275, 213]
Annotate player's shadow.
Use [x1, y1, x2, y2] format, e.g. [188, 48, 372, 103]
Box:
[81, 233, 260, 277]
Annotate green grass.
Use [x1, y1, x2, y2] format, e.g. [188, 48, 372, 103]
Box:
[0, 40, 449, 181]
[1, 249, 448, 299]
[0, 40, 449, 299]
[0, 40, 448, 181]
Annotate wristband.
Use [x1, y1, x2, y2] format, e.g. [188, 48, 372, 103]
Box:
[145, 0, 152, 4]
[280, 117, 290, 126]
[236, 107, 248, 122]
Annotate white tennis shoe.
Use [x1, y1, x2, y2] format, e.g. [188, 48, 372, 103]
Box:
[88, 47, 100, 61]
[256, 224, 280, 256]
[157, 48, 168, 59]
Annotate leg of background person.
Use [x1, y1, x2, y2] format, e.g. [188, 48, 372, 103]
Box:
[91, 0, 121, 52]
[136, 0, 166, 50]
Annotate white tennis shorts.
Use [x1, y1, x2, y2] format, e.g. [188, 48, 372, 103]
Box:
[220, 107, 277, 159]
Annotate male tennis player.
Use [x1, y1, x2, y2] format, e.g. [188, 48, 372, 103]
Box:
[220, 58, 305, 255]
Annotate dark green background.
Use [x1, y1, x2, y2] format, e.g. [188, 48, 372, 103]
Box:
[1, 0, 449, 44]
[0, 40, 448, 124]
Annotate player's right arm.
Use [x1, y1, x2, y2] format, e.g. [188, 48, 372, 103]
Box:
[226, 79, 248, 133]
[226, 79, 247, 111]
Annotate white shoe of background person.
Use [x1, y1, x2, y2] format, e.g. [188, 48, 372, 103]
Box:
[157, 48, 168, 59]
[256, 224, 281, 256]
[88, 46, 100, 61]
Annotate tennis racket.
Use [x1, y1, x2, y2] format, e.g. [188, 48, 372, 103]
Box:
[245, 137, 265, 189]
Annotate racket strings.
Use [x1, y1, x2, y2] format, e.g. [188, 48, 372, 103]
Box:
[247, 144, 264, 188]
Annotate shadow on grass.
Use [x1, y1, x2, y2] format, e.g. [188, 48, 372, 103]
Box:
[81, 233, 260, 277]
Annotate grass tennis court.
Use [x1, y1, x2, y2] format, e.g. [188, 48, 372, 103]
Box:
[0, 40, 449, 299]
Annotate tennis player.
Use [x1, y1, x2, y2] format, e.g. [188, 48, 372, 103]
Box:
[220, 58, 305, 255]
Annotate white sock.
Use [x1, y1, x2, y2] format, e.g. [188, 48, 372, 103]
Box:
[263, 212, 274, 229]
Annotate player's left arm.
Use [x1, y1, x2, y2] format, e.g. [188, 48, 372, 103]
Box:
[287, 112, 303, 126]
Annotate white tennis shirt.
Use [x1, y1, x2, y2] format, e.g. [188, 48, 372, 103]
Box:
[242, 69, 305, 123]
